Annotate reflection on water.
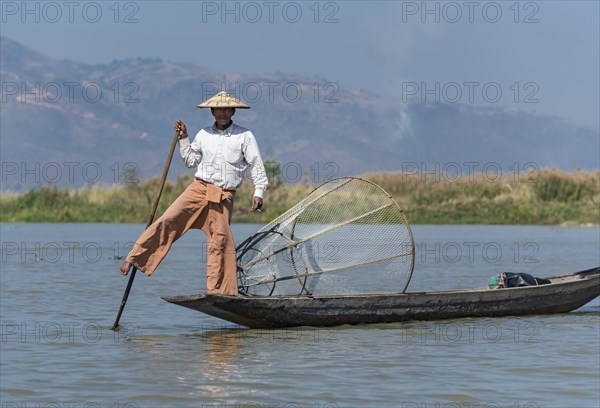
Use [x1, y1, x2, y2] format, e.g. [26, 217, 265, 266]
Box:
[185, 330, 242, 399]
[123, 327, 248, 400]
[202, 329, 243, 372]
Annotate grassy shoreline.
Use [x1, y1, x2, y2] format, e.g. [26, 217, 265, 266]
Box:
[1, 169, 598, 225]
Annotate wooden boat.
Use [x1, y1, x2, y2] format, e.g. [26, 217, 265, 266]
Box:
[162, 267, 600, 328]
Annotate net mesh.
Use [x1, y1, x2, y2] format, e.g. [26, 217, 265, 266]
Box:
[236, 177, 415, 296]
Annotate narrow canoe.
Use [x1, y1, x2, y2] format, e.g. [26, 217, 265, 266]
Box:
[162, 267, 600, 328]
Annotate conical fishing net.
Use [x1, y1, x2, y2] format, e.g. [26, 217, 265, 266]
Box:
[236, 177, 415, 296]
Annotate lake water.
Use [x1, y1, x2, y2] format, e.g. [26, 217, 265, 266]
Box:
[1, 223, 599, 408]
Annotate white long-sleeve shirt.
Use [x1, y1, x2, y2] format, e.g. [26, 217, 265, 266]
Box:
[179, 122, 269, 198]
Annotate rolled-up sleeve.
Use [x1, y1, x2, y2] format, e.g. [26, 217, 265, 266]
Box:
[179, 134, 202, 168]
[243, 132, 269, 198]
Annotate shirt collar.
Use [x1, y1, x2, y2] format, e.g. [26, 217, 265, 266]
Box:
[212, 121, 234, 136]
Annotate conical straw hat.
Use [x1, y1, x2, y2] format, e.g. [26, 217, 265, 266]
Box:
[196, 91, 250, 109]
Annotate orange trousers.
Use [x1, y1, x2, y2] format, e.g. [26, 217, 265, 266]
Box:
[126, 179, 238, 296]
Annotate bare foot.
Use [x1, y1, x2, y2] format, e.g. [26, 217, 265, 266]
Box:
[119, 260, 132, 275]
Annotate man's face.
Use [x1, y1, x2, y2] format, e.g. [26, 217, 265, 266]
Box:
[211, 107, 235, 128]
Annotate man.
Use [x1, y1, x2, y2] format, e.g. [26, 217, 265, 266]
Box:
[118, 91, 268, 296]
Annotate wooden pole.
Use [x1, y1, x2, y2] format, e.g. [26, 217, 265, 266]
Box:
[111, 130, 180, 331]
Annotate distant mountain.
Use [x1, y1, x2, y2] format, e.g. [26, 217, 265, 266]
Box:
[1, 36, 598, 191]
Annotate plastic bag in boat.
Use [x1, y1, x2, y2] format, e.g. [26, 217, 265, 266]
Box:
[487, 272, 551, 289]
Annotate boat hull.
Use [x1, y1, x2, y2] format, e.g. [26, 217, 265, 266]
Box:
[162, 267, 600, 328]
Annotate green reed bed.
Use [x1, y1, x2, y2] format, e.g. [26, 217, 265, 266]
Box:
[1, 169, 598, 225]
[364, 168, 599, 225]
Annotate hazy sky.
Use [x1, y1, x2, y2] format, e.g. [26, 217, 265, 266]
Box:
[2, 0, 599, 130]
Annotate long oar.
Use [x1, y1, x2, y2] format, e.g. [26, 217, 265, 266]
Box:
[111, 130, 180, 331]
